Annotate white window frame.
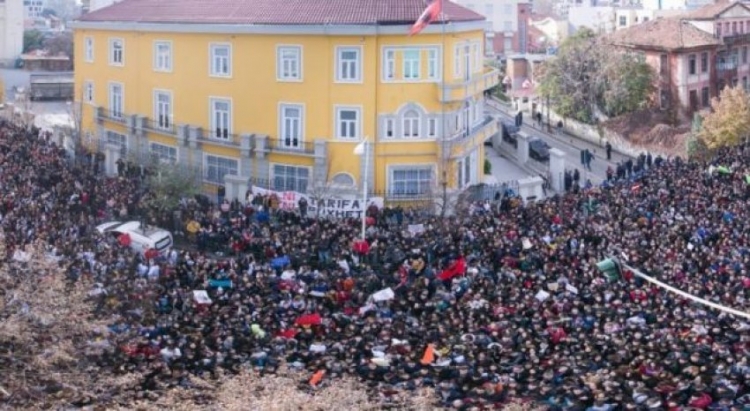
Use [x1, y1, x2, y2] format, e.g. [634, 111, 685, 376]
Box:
[454, 45, 462, 79]
[153, 40, 173, 72]
[209, 97, 232, 139]
[473, 43, 482, 74]
[428, 49, 440, 80]
[109, 38, 124, 66]
[105, 130, 128, 157]
[402, 110, 421, 138]
[108, 82, 124, 119]
[403, 48, 421, 80]
[276, 45, 302, 82]
[388, 165, 435, 197]
[335, 46, 363, 83]
[203, 153, 238, 184]
[84, 36, 94, 63]
[384, 118, 395, 139]
[209, 43, 232, 78]
[84, 80, 94, 104]
[271, 163, 311, 194]
[335, 106, 362, 140]
[279, 103, 305, 149]
[427, 118, 437, 138]
[150, 142, 178, 164]
[384, 49, 396, 81]
[153, 89, 173, 131]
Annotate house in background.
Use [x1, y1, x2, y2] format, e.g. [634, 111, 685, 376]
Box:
[608, 17, 721, 117]
[683, 0, 750, 92]
[453, 0, 522, 56]
[71, 0, 499, 200]
[0, 0, 24, 65]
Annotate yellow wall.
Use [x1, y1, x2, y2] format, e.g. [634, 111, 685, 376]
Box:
[74, 26, 490, 193]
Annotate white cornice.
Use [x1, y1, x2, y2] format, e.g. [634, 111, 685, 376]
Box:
[70, 20, 487, 36]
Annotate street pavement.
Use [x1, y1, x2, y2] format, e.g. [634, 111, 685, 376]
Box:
[484, 146, 533, 184]
[485, 98, 634, 183]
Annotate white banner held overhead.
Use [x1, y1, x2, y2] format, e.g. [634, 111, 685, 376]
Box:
[251, 187, 384, 219]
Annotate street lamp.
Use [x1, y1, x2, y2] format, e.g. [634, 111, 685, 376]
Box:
[354, 139, 369, 240]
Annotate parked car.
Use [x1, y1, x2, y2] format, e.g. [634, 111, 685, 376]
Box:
[501, 121, 519, 147]
[529, 139, 551, 162]
[96, 221, 173, 255]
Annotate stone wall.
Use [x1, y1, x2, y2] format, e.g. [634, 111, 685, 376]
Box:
[544, 108, 684, 159]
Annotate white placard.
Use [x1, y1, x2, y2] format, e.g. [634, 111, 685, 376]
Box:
[193, 290, 212, 305]
[535, 290, 550, 302]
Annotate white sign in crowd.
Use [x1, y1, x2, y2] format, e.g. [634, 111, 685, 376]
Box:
[251, 187, 384, 219]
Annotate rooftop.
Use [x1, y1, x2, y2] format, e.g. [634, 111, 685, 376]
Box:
[684, 0, 749, 20]
[78, 0, 484, 25]
[608, 18, 722, 51]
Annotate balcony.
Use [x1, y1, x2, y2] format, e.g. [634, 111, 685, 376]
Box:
[437, 67, 500, 103]
[722, 32, 750, 46]
[96, 106, 127, 124]
[144, 116, 176, 135]
[717, 60, 738, 72]
[443, 115, 498, 158]
[198, 128, 242, 148]
[268, 137, 315, 155]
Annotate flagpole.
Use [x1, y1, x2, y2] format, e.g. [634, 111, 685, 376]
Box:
[440, 0, 448, 215]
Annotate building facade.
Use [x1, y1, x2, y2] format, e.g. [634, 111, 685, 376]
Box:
[23, 0, 44, 18]
[0, 0, 24, 63]
[71, 0, 499, 201]
[609, 17, 722, 117]
[684, 1, 750, 93]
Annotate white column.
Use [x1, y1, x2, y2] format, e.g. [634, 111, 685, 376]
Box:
[104, 143, 121, 177]
[518, 176, 545, 203]
[549, 147, 565, 192]
[516, 131, 530, 164]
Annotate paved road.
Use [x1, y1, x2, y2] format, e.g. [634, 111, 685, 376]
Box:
[486, 99, 634, 183]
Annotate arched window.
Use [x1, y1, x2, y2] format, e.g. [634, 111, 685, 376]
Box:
[331, 173, 355, 187]
[402, 110, 420, 138]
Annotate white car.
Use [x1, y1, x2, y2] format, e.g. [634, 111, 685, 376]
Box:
[96, 221, 173, 255]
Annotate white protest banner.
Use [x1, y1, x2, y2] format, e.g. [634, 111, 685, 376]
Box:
[251, 186, 384, 219]
[565, 284, 579, 295]
[408, 224, 425, 236]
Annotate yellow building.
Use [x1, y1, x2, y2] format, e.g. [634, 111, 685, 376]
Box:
[71, 0, 499, 201]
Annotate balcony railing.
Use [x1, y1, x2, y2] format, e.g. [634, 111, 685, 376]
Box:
[721, 32, 750, 46]
[200, 129, 242, 147]
[445, 116, 497, 145]
[438, 67, 500, 102]
[144, 116, 175, 134]
[98, 107, 127, 123]
[717, 61, 738, 71]
[269, 137, 315, 154]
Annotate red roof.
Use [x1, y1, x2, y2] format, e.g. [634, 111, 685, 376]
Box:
[78, 0, 485, 25]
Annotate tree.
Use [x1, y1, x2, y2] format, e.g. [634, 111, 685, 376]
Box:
[698, 86, 750, 150]
[43, 31, 74, 58]
[538, 28, 654, 124]
[23, 30, 45, 53]
[142, 159, 201, 217]
[598, 51, 655, 117]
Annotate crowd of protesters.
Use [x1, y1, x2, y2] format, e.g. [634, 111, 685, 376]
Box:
[6, 119, 750, 410]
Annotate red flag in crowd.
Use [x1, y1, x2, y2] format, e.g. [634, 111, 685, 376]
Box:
[295, 313, 322, 327]
[409, 0, 443, 36]
[438, 256, 466, 281]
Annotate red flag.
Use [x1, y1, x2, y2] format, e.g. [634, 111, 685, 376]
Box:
[410, 0, 443, 36]
[438, 256, 467, 281]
